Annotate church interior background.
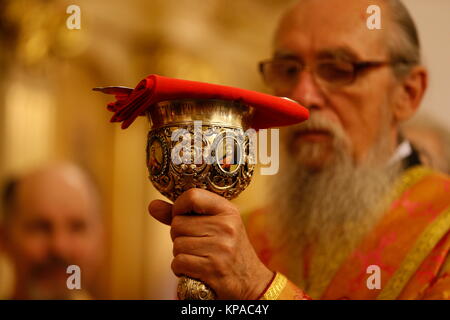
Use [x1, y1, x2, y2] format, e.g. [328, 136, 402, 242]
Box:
[0, 0, 448, 299]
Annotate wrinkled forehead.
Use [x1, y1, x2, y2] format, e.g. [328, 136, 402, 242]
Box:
[274, 0, 391, 60]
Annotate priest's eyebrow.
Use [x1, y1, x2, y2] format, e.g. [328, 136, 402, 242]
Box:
[316, 47, 360, 61]
[273, 50, 303, 61]
[273, 47, 361, 61]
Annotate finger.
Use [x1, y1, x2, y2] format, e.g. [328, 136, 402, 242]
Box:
[171, 253, 210, 280]
[148, 199, 173, 225]
[173, 236, 206, 257]
[171, 215, 223, 240]
[172, 188, 238, 218]
[173, 236, 228, 257]
[170, 214, 238, 240]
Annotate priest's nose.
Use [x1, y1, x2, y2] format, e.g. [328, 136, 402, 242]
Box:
[289, 70, 326, 111]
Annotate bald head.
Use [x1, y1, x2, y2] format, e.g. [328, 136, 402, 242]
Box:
[1, 163, 104, 299]
[3, 164, 100, 223]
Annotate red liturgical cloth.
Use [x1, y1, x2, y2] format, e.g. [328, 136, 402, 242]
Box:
[95, 74, 309, 129]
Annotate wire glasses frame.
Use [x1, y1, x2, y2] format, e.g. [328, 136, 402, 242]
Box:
[259, 58, 412, 91]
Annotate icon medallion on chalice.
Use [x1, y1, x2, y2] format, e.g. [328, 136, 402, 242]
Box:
[146, 99, 256, 300]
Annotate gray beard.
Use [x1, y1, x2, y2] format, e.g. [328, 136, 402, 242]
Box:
[267, 130, 402, 298]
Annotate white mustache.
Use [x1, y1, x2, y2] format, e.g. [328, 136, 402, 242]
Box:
[289, 113, 347, 143]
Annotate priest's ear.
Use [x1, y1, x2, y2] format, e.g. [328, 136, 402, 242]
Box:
[392, 65, 428, 123]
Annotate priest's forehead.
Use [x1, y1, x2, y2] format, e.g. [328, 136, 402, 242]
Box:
[274, 0, 393, 61]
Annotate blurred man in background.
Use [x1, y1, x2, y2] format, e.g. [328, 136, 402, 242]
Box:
[0, 163, 104, 299]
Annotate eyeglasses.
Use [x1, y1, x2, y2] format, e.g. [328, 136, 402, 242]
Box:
[259, 58, 406, 91]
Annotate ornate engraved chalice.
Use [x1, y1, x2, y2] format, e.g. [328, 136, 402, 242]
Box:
[146, 99, 255, 300]
[95, 74, 308, 301]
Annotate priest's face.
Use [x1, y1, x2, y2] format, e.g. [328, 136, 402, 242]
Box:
[271, 0, 400, 170]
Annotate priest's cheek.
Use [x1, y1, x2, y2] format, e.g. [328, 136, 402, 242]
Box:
[170, 214, 269, 299]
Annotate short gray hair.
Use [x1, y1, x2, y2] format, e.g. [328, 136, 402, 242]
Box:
[385, 0, 422, 78]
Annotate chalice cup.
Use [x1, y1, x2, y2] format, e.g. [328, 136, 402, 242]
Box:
[146, 99, 255, 300]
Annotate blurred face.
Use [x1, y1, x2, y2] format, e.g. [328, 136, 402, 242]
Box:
[3, 169, 103, 299]
[272, 0, 400, 169]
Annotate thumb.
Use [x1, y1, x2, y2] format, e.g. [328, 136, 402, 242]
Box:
[148, 199, 173, 226]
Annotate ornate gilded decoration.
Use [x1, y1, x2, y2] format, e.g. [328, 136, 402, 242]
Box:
[260, 272, 287, 300]
[147, 124, 254, 202]
[377, 205, 450, 299]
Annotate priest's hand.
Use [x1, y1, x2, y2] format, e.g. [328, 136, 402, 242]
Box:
[148, 188, 273, 299]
